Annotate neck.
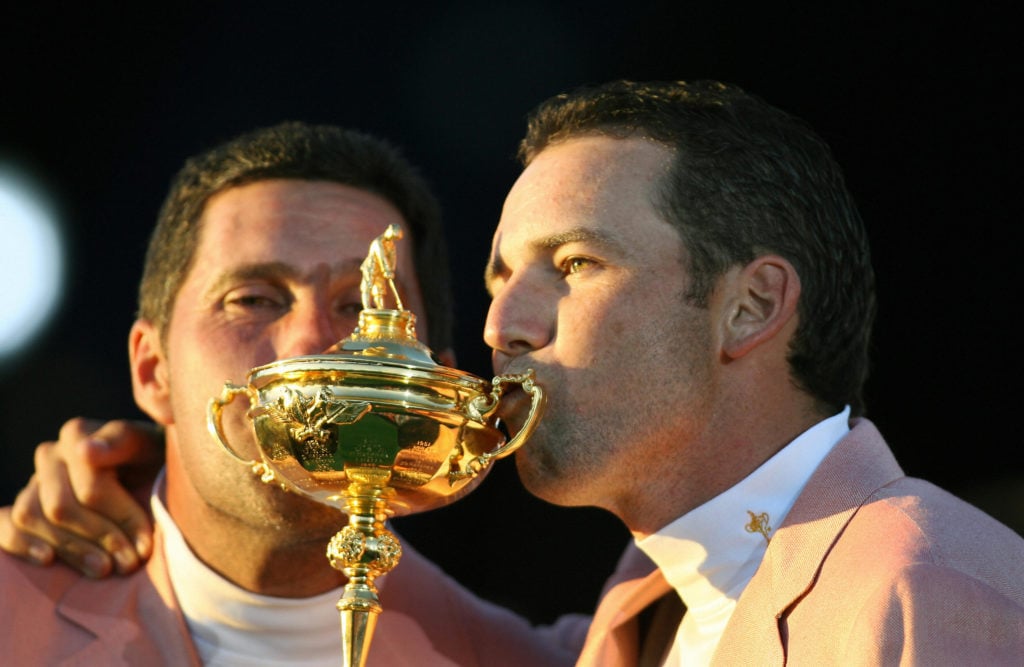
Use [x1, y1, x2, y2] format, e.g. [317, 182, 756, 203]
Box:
[178, 505, 345, 597]
[164, 447, 346, 597]
[622, 383, 827, 538]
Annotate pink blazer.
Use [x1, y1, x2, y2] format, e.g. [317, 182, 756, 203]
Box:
[0, 524, 582, 666]
[578, 419, 1024, 665]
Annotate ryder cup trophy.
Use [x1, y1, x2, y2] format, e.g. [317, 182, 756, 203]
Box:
[206, 224, 545, 667]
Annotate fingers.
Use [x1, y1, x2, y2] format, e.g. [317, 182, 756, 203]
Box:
[60, 419, 160, 559]
[0, 503, 54, 566]
[4, 478, 116, 578]
[75, 420, 160, 561]
[0, 417, 163, 577]
[59, 417, 163, 469]
[33, 441, 145, 575]
[43, 419, 160, 567]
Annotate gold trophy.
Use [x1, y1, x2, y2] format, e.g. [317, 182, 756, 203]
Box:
[206, 224, 545, 667]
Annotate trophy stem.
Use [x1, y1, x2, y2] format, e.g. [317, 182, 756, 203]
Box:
[326, 469, 402, 667]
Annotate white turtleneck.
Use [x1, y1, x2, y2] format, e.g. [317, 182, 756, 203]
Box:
[636, 407, 851, 666]
[152, 476, 345, 666]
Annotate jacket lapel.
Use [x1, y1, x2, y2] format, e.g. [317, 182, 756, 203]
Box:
[576, 546, 672, 667]
[712, 419, 904, 664]
[55, 525, 201, 665]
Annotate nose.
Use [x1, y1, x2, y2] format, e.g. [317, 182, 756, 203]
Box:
[276, 299, 345, 359]
[483, 275, 552, 362]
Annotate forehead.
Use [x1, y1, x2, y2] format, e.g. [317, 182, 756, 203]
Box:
[194, 179, 413, 273]
[493, 136, 676, 253]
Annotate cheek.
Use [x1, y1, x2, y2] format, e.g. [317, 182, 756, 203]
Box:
[606, 314, 629, 339]
[166, 335, 247, 436]
[171, 335, 233, 390]
[168, 352, 262, 466]
[180, 318, 276, 378]
[555, 295, 632, 366]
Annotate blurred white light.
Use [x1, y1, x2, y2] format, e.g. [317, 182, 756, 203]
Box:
[0, 167, 65, 360]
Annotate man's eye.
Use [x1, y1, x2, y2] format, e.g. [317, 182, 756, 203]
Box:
[561, 256, 594, 275]
[224, 290, 286, 311]
[232, 296, 272, 307]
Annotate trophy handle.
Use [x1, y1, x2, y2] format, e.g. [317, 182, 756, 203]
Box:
[467, 370, 545, 472]
[206, 382, 258, 466]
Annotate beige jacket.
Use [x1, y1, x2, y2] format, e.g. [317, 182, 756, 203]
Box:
[577, 419, 1024, 665]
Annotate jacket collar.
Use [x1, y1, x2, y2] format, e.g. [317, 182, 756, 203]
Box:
[712, 418, 904, 663]
[55, 524, 201, 665]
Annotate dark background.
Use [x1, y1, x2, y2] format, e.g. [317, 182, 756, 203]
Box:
[2, 1, 1021, 623]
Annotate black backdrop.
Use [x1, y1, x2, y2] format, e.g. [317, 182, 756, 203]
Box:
[2, 1, 1021, 622]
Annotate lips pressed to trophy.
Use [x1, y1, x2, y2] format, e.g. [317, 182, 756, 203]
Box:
[207, 225, 545, 667]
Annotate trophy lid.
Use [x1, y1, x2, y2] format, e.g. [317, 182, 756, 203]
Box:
[244, 308, 488, 402]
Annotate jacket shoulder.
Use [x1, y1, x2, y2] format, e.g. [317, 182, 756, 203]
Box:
[0, 553, 99, 660]
[783, 478, 1024, 663]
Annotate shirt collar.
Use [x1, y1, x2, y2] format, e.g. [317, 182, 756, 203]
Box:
[637, 406, 850, 612]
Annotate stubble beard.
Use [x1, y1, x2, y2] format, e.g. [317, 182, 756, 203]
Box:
[514, 299, 713, 512]
[512, 366, 627, 509]
[179, 415, 345, 548]
[209, 459, 346, 545]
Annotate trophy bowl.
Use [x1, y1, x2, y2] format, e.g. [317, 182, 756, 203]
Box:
[206, 226, 544, 667]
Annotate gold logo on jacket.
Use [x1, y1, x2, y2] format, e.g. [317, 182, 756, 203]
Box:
[745, 510, 772, 543]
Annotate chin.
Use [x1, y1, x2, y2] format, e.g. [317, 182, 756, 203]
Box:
[513, 447, 574, 507]
[244, 482, 345, 534]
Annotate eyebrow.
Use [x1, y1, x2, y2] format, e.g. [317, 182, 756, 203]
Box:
[536, 227, 621, 251]
[205, 259, 364, 297]
[484, 226, 624, 288]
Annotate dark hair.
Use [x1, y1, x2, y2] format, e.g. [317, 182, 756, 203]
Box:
[520, 80, 875, 415]
[139, 121, 452, 350]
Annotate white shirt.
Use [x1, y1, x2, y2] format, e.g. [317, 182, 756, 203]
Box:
[152, 476, 344, 666]
[636, 407, 851, 666]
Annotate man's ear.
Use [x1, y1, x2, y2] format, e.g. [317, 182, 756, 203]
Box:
[721, 255, 801, 360]
[129, 319, 174, 425]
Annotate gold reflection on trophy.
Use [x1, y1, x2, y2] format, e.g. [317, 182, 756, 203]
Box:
[207, 225, 545, 667]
